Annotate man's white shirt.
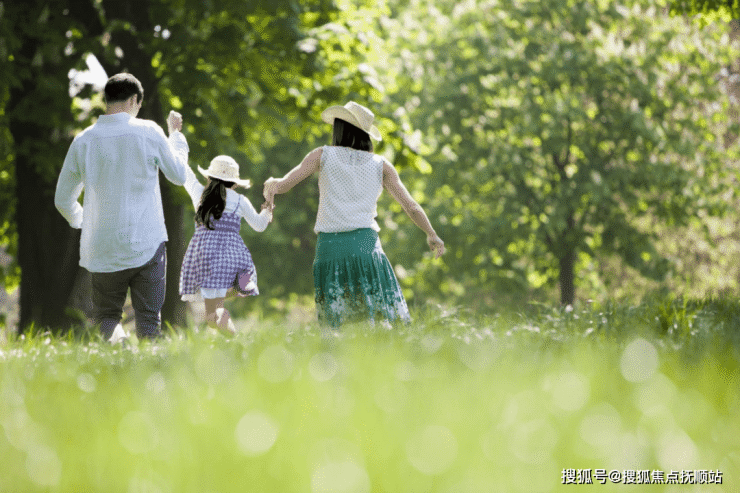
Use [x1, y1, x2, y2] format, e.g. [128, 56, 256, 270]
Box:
[55, 112, 189, 272]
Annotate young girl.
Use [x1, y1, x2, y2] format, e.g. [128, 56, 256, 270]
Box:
[263, 101, 445, 327]
[180, 155, 272, 335]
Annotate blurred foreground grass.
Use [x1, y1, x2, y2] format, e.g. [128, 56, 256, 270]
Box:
[1, 299, 739, 492]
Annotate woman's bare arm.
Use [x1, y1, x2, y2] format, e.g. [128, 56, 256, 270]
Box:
[382, 160, 445, 258]
[263, 148, 322, 203]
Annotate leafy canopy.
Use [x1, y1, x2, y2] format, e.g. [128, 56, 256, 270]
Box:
[374, 0, 739, 303]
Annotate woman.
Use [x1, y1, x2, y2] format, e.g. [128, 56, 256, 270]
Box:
[264, 101, 444, 327]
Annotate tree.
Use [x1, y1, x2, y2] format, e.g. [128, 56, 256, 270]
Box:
[2, 1, 104, 332]
[670, 0, 740, 17]
[377, 0, 739, 305]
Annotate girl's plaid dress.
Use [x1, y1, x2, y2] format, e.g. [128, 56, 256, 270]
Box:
[179, 211, 258, 298]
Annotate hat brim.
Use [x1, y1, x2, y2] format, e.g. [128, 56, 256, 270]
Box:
[321, 106, 382, 141]
[197, 166, 251, 188]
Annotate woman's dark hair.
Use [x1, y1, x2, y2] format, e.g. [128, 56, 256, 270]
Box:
[104, 73, 144, 105]
[196, 178, 235, 229]
[332, 118, 373, 152]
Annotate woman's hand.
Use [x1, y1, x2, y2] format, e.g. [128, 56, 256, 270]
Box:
[427, 233, 445, 259]
[263, 177, 279, 203]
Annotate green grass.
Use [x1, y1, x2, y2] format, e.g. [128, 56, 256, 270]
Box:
[1, 299, 739, 492]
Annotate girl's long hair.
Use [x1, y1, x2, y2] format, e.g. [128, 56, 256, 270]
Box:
[332, 118, 373, 152]
[196, 178, 235, 229]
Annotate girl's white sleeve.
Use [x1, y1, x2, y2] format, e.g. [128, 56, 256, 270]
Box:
[183, 165, 204, 208]
[237, 194, 272, 232]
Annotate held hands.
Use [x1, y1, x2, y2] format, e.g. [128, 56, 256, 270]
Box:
[427, 233, 445, 259]
[260, 201, 274, 224]
[261, 200, 274, 213]
[263, 177, 279, 203]
[167, 110, 183, 135]
[261, 178, 277, 223]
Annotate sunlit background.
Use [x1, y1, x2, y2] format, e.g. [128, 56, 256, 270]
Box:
[1, 0, 740, 490]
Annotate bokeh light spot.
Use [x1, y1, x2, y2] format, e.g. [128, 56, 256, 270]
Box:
[76, 373, 96, 393]
[145, 372, 166, 394]
[309, 353, 338, 382]
[311, 461, 370, 493]
[620, 338, 658, 383]
[579, 403, 623, 457]
[548, 371, 590, 411]
[658, 429, 698, 470]
[25, 444, 61, 487]
[235, 411, 278, 456]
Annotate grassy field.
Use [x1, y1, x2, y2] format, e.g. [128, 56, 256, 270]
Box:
[0, 299, 739, 492]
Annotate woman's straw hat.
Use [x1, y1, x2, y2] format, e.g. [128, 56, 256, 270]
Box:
[198, 155, 251, 188]
[321, 101, 382, 141]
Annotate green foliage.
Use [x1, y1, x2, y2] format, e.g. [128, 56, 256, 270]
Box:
[1, 301, 739, 490]
[0, 80, 18, 291]
[669, 0, 740, 18]
[2, 2, 95, 181]
[375, 0, 740, 304]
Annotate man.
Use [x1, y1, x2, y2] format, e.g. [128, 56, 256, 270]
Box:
[55, 72, 189, 342]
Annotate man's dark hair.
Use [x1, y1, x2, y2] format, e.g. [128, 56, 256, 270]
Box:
[332, 119, 373, 152]
[104, 73, 144, 105]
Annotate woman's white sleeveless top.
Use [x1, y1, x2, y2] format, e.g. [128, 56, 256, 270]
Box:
[314, 146, 384, 233]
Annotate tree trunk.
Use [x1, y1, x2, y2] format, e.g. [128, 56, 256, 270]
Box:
[558, 248, 576, 306]
[558, 211, 577, 306]
[9, 28, 85, 333]
[160, 182, 187, 327]
[13, 143, 83, 333]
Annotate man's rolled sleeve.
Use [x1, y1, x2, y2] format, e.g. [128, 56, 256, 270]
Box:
[156, 127, 189, 186]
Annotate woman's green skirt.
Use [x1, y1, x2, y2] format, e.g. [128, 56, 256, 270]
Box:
[313, 228, 411, 327]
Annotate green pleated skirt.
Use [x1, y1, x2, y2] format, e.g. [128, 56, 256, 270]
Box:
[313, 228, 411, 327]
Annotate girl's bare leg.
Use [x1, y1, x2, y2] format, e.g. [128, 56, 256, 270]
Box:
[204, 297, 236, 336]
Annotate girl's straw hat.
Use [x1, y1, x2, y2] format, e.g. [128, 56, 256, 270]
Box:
[198, 155, 251, 188]
[321, 101, 382, 141]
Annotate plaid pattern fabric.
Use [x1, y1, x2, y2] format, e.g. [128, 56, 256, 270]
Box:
[179, 211, 258, 298]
